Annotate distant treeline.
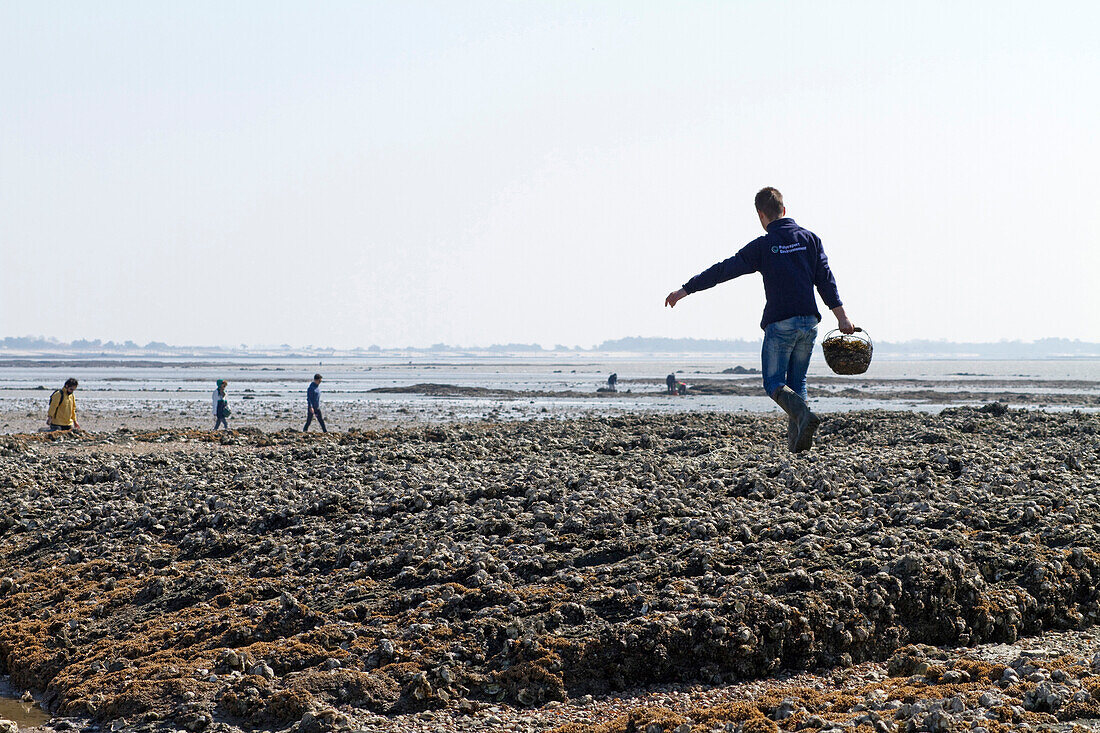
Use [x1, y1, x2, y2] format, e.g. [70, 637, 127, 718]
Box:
[595, 336, 758, 352]
[2, 336, 173, 351]
[2, 335, 1099, 358]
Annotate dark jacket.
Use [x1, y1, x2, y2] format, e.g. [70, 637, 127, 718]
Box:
[307, 381, 321, 409]
[683, 218, 843, 329]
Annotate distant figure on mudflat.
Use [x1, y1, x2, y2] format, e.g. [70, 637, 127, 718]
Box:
[607, 373, 617, 392]
[47, 378, 81, 432]
[304, 373, 327, 432]
[666, 373, 677, 394]
[213, 380, 230, 431]
[665, 187, 856, 453]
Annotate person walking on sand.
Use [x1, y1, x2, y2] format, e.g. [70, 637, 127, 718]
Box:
[47, 378, 82, 432]
[666, 373, 677, 395]
[213, 380, 230, 431]
[665, 187, 856, 453]
[304, 373, 327, 432]
[607, 373, 618, 392]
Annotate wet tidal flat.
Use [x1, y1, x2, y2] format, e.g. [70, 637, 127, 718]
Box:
[2, 407, 1100, 732]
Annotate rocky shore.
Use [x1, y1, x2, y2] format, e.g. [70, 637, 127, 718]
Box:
[2, 406, 1100, 732]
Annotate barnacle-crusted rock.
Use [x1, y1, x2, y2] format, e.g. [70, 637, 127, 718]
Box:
[0, 409, 1097, 731]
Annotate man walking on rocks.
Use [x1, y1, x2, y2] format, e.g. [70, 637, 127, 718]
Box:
[304, 374, 327, 432]
[665, 187, 856, 452]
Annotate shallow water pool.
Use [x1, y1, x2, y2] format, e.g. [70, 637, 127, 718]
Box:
[0, 688, 51, 728]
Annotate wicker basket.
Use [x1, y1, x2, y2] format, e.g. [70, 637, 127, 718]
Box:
[821, 328, 872, 375]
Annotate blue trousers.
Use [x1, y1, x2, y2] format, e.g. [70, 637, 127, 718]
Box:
[761, 315, 819, 400]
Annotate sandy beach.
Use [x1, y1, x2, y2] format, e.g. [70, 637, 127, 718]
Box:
[2, 406, 1100, 732]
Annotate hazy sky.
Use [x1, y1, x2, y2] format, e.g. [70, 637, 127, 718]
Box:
[3, 1, 1098, 349]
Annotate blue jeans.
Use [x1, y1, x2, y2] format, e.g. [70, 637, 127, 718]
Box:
[761, 315, 819, 400]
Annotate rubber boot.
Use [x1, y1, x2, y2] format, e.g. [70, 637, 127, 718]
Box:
[771, 388, 800, 452]
[771, 386, 820, 453]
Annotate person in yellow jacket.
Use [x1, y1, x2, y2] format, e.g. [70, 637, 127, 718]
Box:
[47, 378, 81, 431]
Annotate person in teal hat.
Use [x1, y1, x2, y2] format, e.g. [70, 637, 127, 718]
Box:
[212, 379, 230, 430]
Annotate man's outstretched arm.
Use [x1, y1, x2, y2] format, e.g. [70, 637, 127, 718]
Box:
[665, 241, 762, 309]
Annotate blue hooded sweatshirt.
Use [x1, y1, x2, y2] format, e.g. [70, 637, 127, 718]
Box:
[682, 218, 843, 330]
